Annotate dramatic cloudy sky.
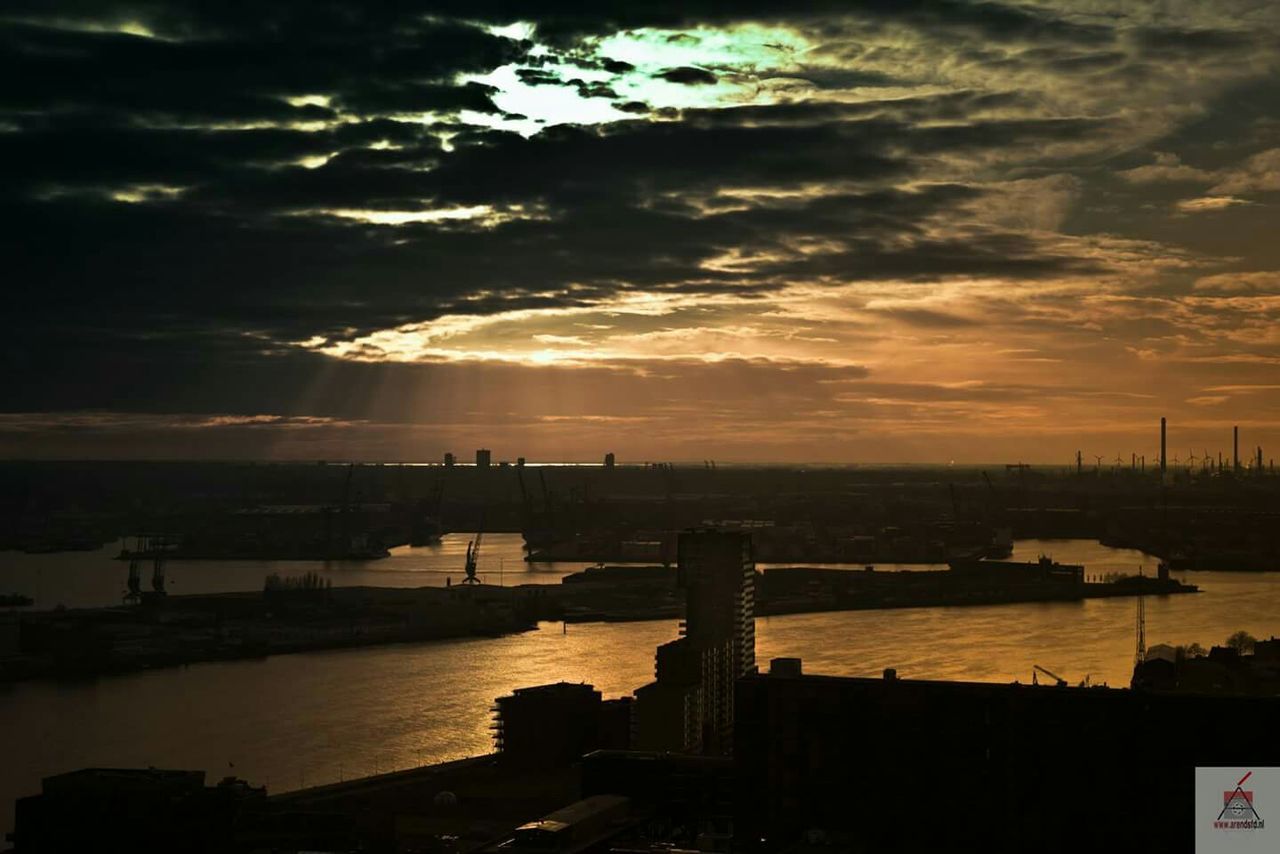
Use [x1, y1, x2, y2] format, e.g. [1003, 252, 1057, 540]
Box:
[4, 1, 1280, 462]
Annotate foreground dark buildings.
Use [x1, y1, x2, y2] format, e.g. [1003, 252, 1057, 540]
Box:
[10, 769, 268, 853]
[735, 660, 1280, 851]
[14, 665, 1278, 852]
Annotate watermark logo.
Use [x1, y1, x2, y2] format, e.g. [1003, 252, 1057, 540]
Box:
[1215, 771, 1264, 832]
[1197, 767, 1276, 852]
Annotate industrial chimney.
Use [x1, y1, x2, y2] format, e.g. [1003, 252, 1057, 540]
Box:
[1160, 417, 1167, 479]
[1234, 426, 1240, 474]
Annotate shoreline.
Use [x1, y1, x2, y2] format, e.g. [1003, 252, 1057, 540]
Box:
[2, 571, 1196, 684]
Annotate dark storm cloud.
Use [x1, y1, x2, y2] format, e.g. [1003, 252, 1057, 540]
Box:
[330, 81, 500, 115]
[417, 0, 1115, 47]
[4, 0, 1114, 44]
[0, 16, 516, 133]
[2, 70, 1116, 395]
[868, 307, 981, 328]
[1128, 26, 1262, 57]
[14, 101, 1036, 212]
[656, 66, 718, 85]
[670, 91, 1030, 128]
[516, 68, 562, 86]
[747, 233, 1101, 282]
[406, 109, 1110, 212]
[4, 0, 1278, 447]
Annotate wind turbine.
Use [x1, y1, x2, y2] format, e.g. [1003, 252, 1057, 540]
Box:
[1187, 449, 1198, 471]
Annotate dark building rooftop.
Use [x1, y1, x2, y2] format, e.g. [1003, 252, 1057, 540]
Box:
[735, 659, 1280, 851]
[493, 682, 630, 768]
[10, 767, 265, 853]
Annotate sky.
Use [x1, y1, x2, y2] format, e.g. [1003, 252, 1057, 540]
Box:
[3, 1, 1279, 463]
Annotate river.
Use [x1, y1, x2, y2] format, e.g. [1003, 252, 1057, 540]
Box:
[1, 533, 590, 610]
[2, 538, 1278, 835]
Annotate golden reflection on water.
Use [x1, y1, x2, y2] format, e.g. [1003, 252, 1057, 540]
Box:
[2, 539, 1278, 835]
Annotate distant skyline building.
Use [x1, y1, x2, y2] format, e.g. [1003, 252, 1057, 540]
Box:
[604, 452, 615, 469]
[443, 452, 455, 467]
[475, 448, 491, 469]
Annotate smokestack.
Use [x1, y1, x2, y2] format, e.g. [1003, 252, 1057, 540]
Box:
[1160, 417, 1167, 478]
[1234, 426, 1240, 473]
[1076, 450, 1082, 475]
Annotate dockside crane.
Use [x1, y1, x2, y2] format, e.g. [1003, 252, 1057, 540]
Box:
[151, 538, 167, 595]
[1032, 664, 1067, 687]
[123, 534, 168, 602]
[516, 468, 535, 531]
[123, 554, 142, 605]
[462, 515, 484, 585]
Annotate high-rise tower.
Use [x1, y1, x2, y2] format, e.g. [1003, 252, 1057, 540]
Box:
[677, 529, 756, 754]
[633, 529, 756, 756]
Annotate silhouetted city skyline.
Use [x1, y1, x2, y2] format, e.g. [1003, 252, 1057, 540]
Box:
[4, 1, 1280, 851]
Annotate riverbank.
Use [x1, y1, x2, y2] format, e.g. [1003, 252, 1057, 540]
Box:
[0, 584, 539, 683]
[2, 555, 1197, 683]
[557, 563, 1196, 623]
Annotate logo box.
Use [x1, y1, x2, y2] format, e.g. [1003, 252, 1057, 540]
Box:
[1196, 768, 1276, 853]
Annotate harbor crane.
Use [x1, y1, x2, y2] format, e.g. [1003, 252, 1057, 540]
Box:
[122, 533, 168, 603]
[151, 543, 166, 594]
[123, 557, 142, 605]
[462, 515, 485, 585]
[1032, 664, 1067, 687]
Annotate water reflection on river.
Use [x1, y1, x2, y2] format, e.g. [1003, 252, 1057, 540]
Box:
[2, 533, 586, 610]
[2, 538, 1278, 835]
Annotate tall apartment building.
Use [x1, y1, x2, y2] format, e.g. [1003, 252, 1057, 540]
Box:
[634, 529, 755, 755]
